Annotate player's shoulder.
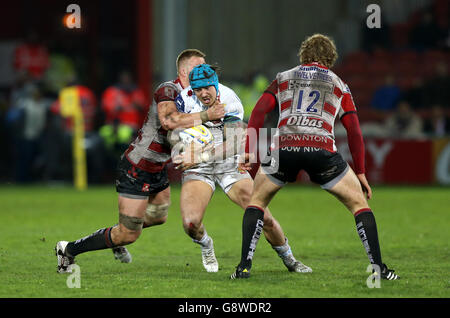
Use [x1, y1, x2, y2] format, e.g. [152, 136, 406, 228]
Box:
[175, 86, 199, 113]
[330, 70, 351, 94]
[322, 67, 347, 90]
[178, 85, 193, 99]
[218, 84, 244, 121]
[218, 83, 241, 102]
[154, 79, 183, 103]
[155, 79, 181, 92]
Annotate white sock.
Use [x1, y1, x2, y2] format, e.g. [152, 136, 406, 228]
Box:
[193, 232, 212, 248]
[272, 237, 294, 259]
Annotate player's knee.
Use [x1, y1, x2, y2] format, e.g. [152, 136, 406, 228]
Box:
[347, 194, 369, 213]
[117, 214, 144, 244]
[182, 217, 202, 236]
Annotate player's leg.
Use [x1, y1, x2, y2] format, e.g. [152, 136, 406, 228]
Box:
[231, 169, 283, 279]
[55, 194, 147, 273]
[180, 178, 218, 272]
[225, 177, 311, 273]
[323, 164, 399, 280]
[112, 186, 172, 264]
[55, 157, 162, 273]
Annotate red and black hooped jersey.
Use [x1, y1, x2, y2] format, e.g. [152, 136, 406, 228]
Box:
[124, 79, 183, 172]
[246, 62, 365, 174]
[272, 62, 356, 152]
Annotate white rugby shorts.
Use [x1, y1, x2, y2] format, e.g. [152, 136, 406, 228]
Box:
[182, 157, 251, 193]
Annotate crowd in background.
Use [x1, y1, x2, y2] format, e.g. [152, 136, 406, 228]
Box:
[0, 37, 149, 184]
[334, 3, 450, 139]
[0, 2, 449, 185]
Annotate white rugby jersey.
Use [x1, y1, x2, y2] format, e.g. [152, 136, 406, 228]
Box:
[175, 83, 244, 145]
[274, 62, 357, 152]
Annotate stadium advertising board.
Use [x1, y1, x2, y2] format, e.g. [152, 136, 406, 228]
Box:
[334, 137, 450, 185]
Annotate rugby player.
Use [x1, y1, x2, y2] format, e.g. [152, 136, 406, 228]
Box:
[55, 49, 225, 272]
[172, 64, 311, 273]
[230, 34, 399, 280]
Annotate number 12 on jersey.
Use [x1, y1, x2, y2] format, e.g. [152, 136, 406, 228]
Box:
[296, 89, 321, 113]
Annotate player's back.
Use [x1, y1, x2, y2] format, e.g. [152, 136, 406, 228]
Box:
[274, 62, 355, 152]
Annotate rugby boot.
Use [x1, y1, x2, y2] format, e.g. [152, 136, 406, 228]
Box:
[379, 263, 400, 280]
[55, 241, 75, 273]
[282, 255, 313, 273]
[201, 237, 219, 272]
[112, 246, 132, 263]
[230, 265, 251, 279]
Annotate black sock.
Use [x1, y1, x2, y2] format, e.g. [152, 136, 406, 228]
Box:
[354, 209, 382, 266]
[66, 226, 115, 257]
[240, 206, 265, 269]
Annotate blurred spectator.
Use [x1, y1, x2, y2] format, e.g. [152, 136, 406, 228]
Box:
[384, 100, 424, 138]
[99, 70, 149, 167]
[409, 10, 447, 51]
[371, 74, 401, 112]
[45, 82, 104, 183]
[13, 32, 50, 81]
[101, 70, 148, 131]
[7, 85, 49, 182]
[422, 61, 450, 109]
[9, 72, 35, 107]
[423, 104, 450, 137]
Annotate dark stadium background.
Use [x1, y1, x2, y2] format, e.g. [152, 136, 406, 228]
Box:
[0, 0, 449, 187]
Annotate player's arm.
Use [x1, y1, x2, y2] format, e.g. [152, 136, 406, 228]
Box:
[158, 100, 225, 131]
[173, 117, 246, 171]
[339, 90, 372, 199]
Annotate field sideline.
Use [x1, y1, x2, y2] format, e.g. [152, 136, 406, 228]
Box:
[0, 184, 449, 298]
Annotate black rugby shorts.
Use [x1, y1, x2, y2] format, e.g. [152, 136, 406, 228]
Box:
[261, 147, 349, 189]
[115, 156, 169, 199]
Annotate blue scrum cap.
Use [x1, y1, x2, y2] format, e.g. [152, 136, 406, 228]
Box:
[189, 64, 219, 93]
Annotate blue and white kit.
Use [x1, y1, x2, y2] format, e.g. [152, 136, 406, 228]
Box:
[175, 83, 251, 193]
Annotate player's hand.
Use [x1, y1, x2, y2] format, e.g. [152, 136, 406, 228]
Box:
[357, 173, 372, 200]
[238, 153, 255, 171]
[173, 142, 203, 171]
[173, 152, 198, 171]
[206, 103, 225, 121]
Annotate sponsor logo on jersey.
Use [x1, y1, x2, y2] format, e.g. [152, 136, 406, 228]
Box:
[286, 115, 324, 129]
[280, 134, 331, 144]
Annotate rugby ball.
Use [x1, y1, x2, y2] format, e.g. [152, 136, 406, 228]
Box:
[178, 125, 214, 147]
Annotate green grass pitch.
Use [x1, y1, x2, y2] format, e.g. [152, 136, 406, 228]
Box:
[0, 184, 449, 298]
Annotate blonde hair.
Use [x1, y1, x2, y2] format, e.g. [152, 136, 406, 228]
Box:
[298, 34, 338, 68]
[176, 49, 206, 71]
